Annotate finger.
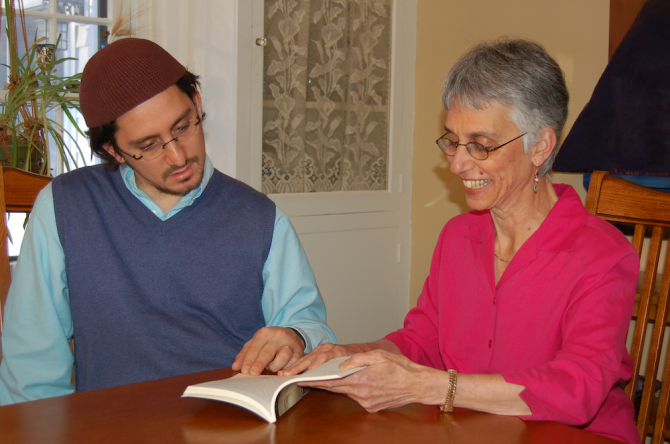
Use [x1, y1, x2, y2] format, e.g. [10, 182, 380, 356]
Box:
[273, 346, 304, 373]
[342, 350, 393, 369]
[279, 353, 318, 376]
[283, 347, 304, 369]
[238, 339, 268, 375]
[232, 340, 253, 371]
[247, 342, 281, 376]
[279, 342, 343, 376]
[266, 345, 294, 373]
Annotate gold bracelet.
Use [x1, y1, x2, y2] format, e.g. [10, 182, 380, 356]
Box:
[438, 369, 458, 413]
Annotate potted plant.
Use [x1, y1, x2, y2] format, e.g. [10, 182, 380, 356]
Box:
[0, 0, 87, 175]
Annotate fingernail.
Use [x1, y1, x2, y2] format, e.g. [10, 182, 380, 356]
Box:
[250, 366, 260, 376]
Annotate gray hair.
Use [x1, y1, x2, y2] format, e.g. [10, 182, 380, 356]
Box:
[442, 38, 569, 176]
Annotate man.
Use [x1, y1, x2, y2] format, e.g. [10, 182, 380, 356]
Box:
[0, 38, 336, 404]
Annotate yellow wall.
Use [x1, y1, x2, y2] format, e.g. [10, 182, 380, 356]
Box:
[409, 0, 610, 306]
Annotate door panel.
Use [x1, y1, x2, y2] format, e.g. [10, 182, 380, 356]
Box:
[298, 224, 403, 343]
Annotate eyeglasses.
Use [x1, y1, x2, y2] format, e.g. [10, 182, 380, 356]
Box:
[436, 132, 526, 160]
[116, 114, 202, 161]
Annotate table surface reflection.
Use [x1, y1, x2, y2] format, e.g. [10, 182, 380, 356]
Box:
[0, 367, 623, 444]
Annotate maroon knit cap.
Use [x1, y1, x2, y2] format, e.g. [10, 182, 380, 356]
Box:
[80, 38, 186, 128]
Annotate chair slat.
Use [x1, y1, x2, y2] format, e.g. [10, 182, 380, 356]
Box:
[632, 224, 646, 256]
[654, 348, 670, 444]
[627, 226, 664, 400]
[638, 232, 670, 437]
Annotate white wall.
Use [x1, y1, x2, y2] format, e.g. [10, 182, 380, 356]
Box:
[135, 0, 240, 178]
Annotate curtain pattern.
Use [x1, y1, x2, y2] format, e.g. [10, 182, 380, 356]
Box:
[262, 0, 391, 194]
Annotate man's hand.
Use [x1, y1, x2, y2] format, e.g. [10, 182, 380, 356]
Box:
[232, 327, 306, 376]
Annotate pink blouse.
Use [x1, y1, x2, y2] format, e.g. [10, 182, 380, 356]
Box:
[386, 184, 640, 444]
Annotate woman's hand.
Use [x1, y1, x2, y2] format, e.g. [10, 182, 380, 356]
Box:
[279, 339, 401, 376]
[278, 342, 364, 376]
[298, 349, 449, 412]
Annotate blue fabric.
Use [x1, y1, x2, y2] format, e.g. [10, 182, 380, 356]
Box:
[583, 172, 670, 193]
[52, 165, 272, 391]
[0, 157, 336, 404]
[118, 161, 208, 220]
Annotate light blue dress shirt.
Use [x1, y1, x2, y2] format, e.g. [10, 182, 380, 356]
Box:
[0, 156, 336, 404]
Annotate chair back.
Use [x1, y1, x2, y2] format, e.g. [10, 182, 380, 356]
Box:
[586, 171, 670, 443]
[0, 167, 52, 336]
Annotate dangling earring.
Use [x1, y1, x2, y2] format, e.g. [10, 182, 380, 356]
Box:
[534, 169, 539, 194]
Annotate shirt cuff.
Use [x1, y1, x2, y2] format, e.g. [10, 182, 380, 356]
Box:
[289, 327, 309, 352]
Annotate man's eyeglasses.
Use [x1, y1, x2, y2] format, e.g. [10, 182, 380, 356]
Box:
[436, 132, 526, 160]
[116, 114, 202, 161]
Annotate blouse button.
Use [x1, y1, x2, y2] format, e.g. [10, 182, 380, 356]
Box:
[488, 340, 492, 348]
[493, 297, 496, 305]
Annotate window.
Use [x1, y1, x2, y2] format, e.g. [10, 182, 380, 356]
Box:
[261, 0, 392, 194]
[2, 1, 113, 256]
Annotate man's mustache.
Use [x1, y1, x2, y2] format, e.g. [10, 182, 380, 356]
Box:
[163, 156, 199, 181]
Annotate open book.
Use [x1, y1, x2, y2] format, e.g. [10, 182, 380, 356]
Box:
[182, 357, 364, 423]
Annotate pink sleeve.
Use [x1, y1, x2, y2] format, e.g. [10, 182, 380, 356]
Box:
[385, 225, 448, 370]
[502, 252, 638, 425]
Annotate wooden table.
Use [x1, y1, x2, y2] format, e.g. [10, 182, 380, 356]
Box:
[0, 367, 624, 444]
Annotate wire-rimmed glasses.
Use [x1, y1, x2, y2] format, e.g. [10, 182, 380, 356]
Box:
[436, 132, 526, 160]
[116, 114, 202, 161]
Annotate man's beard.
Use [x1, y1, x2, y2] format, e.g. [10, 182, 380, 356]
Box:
[132, 156, 203, 197]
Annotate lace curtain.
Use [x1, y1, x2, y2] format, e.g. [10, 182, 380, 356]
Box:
[262, 0, 392, 194]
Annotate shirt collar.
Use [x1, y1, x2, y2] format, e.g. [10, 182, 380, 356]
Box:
[119, 155, 214, 221]
[463, 184, 588, 252]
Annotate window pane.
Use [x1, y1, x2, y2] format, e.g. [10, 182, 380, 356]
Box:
[0, 17, 106, 83]
[59, 107, 93, 170]
[57, 20, 107, 76]
[19, 0, 108, 17]
[57, 0, 108, 18]
[261, 0, 392, 194]
[23, 0, 49, 13]
[0, 15, 49, 83]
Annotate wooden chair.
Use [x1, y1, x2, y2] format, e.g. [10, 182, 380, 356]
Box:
[0, 167, 52, 352]
[586, 171, 670, 443]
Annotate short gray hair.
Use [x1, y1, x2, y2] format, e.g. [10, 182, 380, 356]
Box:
[442, 38, 569, 176]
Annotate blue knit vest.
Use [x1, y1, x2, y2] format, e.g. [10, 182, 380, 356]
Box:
[52, 165, 274, 391]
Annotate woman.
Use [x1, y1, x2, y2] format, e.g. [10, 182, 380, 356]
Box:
[282, 38, 640, 444]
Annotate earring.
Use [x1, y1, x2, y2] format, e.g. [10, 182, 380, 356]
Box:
[534, 169, 539, 194]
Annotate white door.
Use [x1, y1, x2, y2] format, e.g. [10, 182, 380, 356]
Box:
[238, 0, 416, 343]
